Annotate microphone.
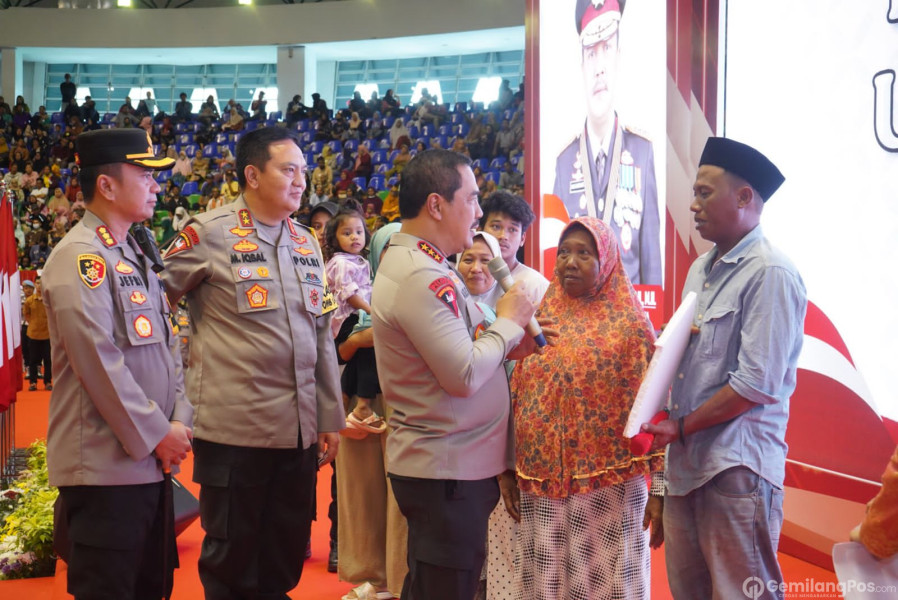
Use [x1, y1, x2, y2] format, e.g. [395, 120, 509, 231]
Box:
[131, 224, 165, 273]
[487, 256, 547, 347]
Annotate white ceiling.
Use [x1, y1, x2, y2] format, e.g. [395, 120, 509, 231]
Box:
[15, 26, 525, 65]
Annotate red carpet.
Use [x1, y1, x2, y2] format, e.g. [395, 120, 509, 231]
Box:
[1, 388, 838, 599]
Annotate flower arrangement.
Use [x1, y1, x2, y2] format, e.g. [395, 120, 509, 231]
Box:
[0, 440, 58, 580]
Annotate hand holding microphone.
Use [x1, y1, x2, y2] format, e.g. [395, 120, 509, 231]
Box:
[489, 256, 547, 347]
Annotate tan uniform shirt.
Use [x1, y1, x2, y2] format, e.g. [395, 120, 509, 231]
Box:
[372, 233, 524, 480]
[161, 196, 344, 449]
[42, 210, 193, 487]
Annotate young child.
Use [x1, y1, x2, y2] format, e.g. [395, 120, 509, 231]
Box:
[323, 205, 384, 433]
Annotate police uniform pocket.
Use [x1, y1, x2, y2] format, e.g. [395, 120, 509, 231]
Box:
[119, 290, 165, 346]
[231, 265, 279, 313]
[699, 305, 736, 358]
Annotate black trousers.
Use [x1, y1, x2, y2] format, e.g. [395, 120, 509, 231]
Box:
[193, 438, 318, 600]
[28, 337, 51, 384]
[389, 475, 499, 600]
[58, 482, 175, 600]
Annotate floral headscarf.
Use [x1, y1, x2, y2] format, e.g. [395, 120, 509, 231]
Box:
[510, 217, 663, 498]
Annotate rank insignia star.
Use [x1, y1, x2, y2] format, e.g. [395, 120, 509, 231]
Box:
[95, 226, 116, 248]
[238, 209, 254, 228]
[77, 254, 107, 289]
[417, 241, 444, 263]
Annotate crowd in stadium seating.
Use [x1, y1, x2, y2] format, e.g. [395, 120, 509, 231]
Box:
[1, 80, 526, 269]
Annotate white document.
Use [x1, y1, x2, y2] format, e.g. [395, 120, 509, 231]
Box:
[832, 542, 898, 599]
[623, 291, 697, 438]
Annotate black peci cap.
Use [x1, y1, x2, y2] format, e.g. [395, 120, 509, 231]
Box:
[699, 137, 785, 202]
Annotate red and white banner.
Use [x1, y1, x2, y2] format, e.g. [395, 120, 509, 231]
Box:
[0, 188, 23, 409]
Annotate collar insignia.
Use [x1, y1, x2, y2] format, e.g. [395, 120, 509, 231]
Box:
[95, 226, 116, 247]
[238, 209, 254, 228]
[417, 240, 444, 263]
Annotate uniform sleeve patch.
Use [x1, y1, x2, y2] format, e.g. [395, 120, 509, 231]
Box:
[134, 315, 153, 338]
[164, 231, 195, 258]
[246, 283, 269, 308]
[182, 225, 200, 246]
[77, 254, 107, 289]
[428, 276, 459, 318]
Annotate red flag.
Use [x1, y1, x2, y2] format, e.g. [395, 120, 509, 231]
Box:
[1, 188, 23, 409]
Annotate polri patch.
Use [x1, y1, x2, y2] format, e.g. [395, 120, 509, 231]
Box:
[246, 283, 268, 308]
[417, 241, 444, 263]
[428, 276, 459, 318]
[133, 315, 153, 338]
[77, 254, 107, 289]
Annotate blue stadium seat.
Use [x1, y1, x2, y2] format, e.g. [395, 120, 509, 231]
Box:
[438, 124, 451, 136]
[180, 181, 199, 196]
[389, 149, 399, 162]
[450, 112, 465, 124]
[383, 115, 396, 128]
[455, 123, 470, 136]
[203, 143, 218, 157]
[215, 133, 229, 144]
[268, 111, 283, 121]
[407, 125, 419, 139]
[421, 124, 435, 138]
[174, 122, 191, 133]
[387, 176, 399, 188]
[244, 120, 260, 131]
[310, 141, 325, 155]
[343, 140, 359, 152]
[472, 158, 490, 172]
[177, 133, 194, 146]
[371, 150, 389, 165]
[454, 102, 468, 113]
[374, 163, 388, 174]
[353, 176, 367, 189]
[183, 144, 197, 158]
[437, 135, 449, 148]
[368, 175, 385, 191]
[489, 157, 507, 169]
[155, 169, 173, 183]
[295, 119, 311, 132]
[327, 141, 342, 154]
[50, 112, 64, 124]
[415, 137, 428, 149]
[153, 144, 161, 155]
[484, 170, 501, 184]
[300, 131, 314, 145]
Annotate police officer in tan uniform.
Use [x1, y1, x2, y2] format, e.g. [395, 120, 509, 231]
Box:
[372, 149, 546, 599]
[42, 128, 194, 600]
[161, 127, 344, 599]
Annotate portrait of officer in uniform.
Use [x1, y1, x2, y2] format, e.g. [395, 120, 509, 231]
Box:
[161, 126, 344, 599]
[42, 128, 194, 600]
[553, 0, 662, 285]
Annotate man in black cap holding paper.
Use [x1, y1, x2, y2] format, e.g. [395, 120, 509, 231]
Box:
[642, 137, 807, 599]
[42, 128, 194, 600]
[553, 0, 661, 285]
